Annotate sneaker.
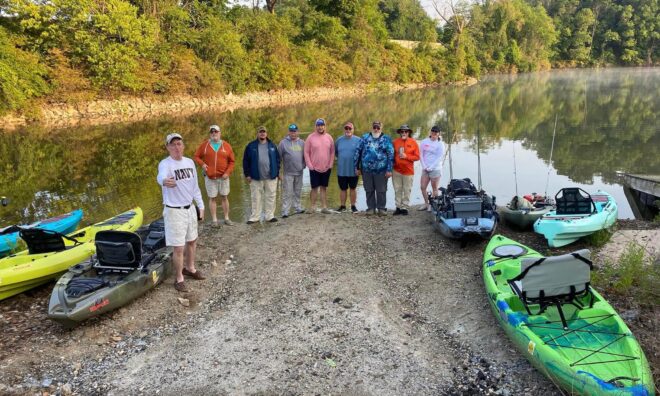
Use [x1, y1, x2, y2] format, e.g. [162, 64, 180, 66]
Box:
[401, 208, 409, 215]
[321, 208, 339, 214]
[393, 208, 402, 216]
[247, 220, 257, 224]
[427, 205, 432, 212]
[295, 209, 306, 215]
[418, 204, 429, 211]
[351, 205, 358, 213]
[268, 217, 278, 223]
[174, 281, 189, 292]
[182, 268, 206, 280]
[211, 220, 221, 228]
[314, 208, 322, 214]
[363, 210, 375, 216]
[282, 214, 289, 218]
[224, 219, 234, 226]
[337, 205, 346, 212]
[377, 209, 387, 216]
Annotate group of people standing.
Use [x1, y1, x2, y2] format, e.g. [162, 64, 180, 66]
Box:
[156, 120, 445, 292]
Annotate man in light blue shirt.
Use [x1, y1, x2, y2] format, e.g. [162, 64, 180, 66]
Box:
[335, 122, 362, 212]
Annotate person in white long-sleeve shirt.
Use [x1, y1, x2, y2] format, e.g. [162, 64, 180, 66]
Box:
[157, 132, 206, 293]
[419, 126, 445, 211]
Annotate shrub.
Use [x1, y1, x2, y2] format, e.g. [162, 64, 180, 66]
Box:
[0, 27, 50, 114]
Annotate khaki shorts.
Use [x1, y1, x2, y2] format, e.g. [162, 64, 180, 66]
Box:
[163, 205, 198, 247]
[205, 176, 230, 198]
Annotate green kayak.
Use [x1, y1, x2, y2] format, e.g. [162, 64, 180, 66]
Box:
[483, 235, 654, 395]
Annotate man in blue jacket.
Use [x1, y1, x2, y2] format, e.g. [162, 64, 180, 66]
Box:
[243, 126, 281, 224]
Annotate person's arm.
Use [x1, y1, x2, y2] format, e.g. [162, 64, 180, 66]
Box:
[419, 141, 428, 170]
[303, 135, 313, 170]
[409, 140, 420, 162]
[277, 141, 285, 176]
[327, 136, 335, 171]
[225, 143, 235, 177]
[385, 137, 394, 173]
[242, 144, 251, 181]
[193, 141, 206, 168]
[353, 138, 363, 175]
[156, 160, 168, 186]
[192, 167, 205, 211]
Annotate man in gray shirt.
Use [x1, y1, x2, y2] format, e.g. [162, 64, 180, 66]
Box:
[278, 123, 306, 217]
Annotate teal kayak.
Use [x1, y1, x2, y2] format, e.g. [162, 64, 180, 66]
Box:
[483, 234, 654, 395]
[534, 189, 617, 247]
[0, 209, 83, 257]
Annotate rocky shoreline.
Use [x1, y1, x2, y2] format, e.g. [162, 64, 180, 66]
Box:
[0, 214, 656, 395]
[0, 80, 477, 131]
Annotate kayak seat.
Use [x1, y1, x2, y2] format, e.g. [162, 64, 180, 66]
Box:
[508, 249, 594, 329]
[19, 228, 66, 254]
[94, 230, 142, 272]
[555, 188, 595, 215]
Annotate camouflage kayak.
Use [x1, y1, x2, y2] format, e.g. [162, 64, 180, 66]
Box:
[48, 219, 171, 328]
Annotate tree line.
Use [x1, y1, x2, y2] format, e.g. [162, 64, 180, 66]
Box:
[0, 0, 657, 115]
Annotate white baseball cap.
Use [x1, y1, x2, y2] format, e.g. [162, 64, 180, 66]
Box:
[165, 133, 183, 145]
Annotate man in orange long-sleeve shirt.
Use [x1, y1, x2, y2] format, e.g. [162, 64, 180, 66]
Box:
[392, 124, 420, 215]
[194, 125, 236, 226]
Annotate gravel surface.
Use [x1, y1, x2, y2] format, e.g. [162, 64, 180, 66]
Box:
[0, 212, 656, 395]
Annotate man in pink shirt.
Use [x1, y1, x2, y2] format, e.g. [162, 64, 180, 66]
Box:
[304, 118, 336, 213]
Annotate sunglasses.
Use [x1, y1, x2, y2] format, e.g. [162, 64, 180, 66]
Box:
[372, 126, 381, 130]
[401, 131, 410, 134]
[258, 130, 267, 133]
[210, 130, 219, 134]
[344, 127, 353, 130]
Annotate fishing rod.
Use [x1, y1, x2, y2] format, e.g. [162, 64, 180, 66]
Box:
[477, 125, 482, 191]
[544, 114, 558, 198]
[512, 141, 519, 197]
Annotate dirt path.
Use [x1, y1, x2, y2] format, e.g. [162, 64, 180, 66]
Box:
[1, 211, 655, 395]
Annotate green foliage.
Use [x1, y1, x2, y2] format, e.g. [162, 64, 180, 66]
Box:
[0, 0, 656, 114]
[593, 242, 660, 306]
[0, 27, 50, 113]
[470, 0, 557, 72]
[379, 0, 437, 42]
[584, 228, 614, 247]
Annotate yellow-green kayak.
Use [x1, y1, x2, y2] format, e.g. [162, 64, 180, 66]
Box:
[0, 208, 143, 300]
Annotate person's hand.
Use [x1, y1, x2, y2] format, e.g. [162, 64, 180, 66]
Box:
[203, 164, 209, 172]
[400, 153, 407, 159]
[278, 175, 282, 181]
[246, 176, 252, 183]
[221, 174, 229, 179]
[163, 177, 176, 188]
[356, 169, 361, 176]
[385, 172, 392, 178]
[198, 210, 205, 222]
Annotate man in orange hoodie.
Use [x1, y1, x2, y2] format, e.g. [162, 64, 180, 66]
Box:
[392, 124, 420, 215]
[194, 125, 236, 226]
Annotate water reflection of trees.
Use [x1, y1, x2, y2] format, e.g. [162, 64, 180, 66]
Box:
[1, 69, 657, 224]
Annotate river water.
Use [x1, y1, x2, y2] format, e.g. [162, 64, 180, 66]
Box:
[1, 68, 658, 226]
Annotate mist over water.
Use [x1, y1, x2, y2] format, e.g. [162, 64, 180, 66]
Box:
[1, 68, 658, 226]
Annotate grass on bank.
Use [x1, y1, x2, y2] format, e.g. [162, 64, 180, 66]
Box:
[593, 242, 660, 306]
[584, 228, 614, 248]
